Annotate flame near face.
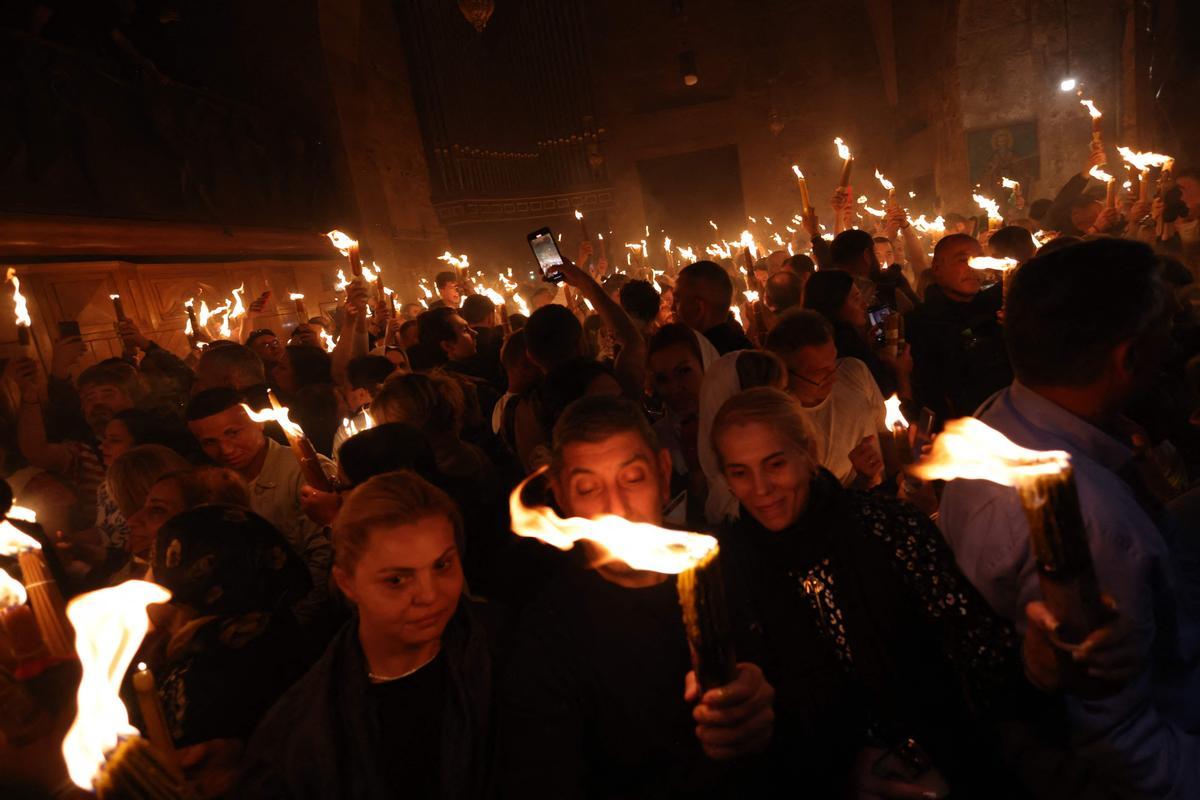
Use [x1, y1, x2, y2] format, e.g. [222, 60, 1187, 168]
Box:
[910, 417, 1071, 486]
[61, 580, 172, 790]
[240, 402, 305, 440]
[508, 467, 718, 573]
[967, 256, 1019, 272]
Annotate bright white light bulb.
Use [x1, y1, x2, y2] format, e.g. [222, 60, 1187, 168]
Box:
[1060, 78, 1077, 92]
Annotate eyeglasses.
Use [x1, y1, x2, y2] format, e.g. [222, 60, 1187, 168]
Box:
[787, 366, 837, 387]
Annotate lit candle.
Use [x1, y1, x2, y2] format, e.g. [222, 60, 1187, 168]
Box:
[242, 393, 335, 493]
[791, 165, 813, 216]
[6, 268, 31, 347]
[289, 293, 307, 323]
[913, 419, 1110, 654]
[1080, 99, 1103, 154]
[875, 169, 896, 204]
[1088, 166, 1116, 208]
[109, 293, 126, 322]
[326, 229, 362, 277]
[574, 209, 590, 242]
[132, 662, 181, 771]
[834, 137, 854, 187]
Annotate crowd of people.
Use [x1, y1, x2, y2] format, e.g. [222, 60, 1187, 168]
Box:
[2, 159, 1199, 799]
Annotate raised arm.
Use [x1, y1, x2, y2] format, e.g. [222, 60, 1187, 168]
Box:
[10, 358, 74, 474]
[557, 252, 646, 401]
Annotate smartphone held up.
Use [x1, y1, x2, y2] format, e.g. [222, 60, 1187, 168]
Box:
[527, 227, 566, 284]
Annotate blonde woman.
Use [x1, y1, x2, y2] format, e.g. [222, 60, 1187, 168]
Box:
[709, 387, 1134, 798]
[244, 470, 496, 799]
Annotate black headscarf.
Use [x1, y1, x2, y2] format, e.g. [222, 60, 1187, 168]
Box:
[154, 504, 310, 618]
[149, 505, 313, 746]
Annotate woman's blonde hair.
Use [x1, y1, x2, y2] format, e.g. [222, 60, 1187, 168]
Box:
[154, 466, 251, 509]
[332, 469, 463, 572]
[107, 444, 190, 517]
[710, 387, 817, 467]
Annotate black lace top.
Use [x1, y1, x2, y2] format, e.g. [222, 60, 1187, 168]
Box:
[719, 469, 1029, 797]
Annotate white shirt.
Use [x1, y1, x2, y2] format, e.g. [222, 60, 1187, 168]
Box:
[796, 358, 885, 486]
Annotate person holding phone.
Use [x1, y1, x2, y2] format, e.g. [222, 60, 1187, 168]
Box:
[802, 269, 912, 400]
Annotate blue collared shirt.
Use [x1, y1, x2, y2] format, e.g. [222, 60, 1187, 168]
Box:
[939, 381, 1199, 798]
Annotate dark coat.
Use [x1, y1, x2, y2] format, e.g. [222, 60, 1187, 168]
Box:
[904, 283, 1011, 424]
[241, 600, 497, 799]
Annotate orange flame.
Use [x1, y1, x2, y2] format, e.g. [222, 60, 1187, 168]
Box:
[863, 205, 886, 218]
[319, 328, 336, 353]
[884, 394, 909, 430]
[437, 251, 470, 270]
[574, 210, 583, 221]
[1079, 98, 1102, 120]
[228, 284, 246, 319]
[512, 293, 530, 316]
[61, 580, 172, 790]
[677, 245, 697, 262]
[0, 565, 25, 607]
[910, 417, 1070, 486]
[791, 164, 804, 180]
[325, 229, 358, 257]
[241, 401, 304, 440]
[341, 407, 376, 438]
[288, 292, 305, 301]
[972, 193, 1003, 221]
[1088, 166, 1115, 183]
[1116, 146, 1172, 173]
[6, 268, 30, 328]
[834, 137, 852, 161]
[874, 169, 895, 192]
[968, 256, 1019, 272]
[1, 504, 41, 555]
[509, 467, 717, 573]
[1001, 177, 1020, 190]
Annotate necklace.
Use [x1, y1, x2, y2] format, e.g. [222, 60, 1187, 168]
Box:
[367, 650, 439, 684]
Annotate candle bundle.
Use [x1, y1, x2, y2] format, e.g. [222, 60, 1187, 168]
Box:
[676, 547, 736, 690]
[1, 507, 72, 662]
[912, 418, 1109, 648]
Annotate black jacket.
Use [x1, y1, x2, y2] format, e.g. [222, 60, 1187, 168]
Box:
[242, 601, 498, 799]
[904, 283, 1011, 424]
[718, 470, 1031, 797]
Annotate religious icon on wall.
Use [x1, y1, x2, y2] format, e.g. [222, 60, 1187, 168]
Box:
[965, 120, 1040, 201]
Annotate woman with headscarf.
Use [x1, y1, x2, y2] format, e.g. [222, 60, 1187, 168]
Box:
[695, 350, 788, 524]
[802, 269, 912, 399]
[645, 323, 719, 525]
[243, 470, 498, 799]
